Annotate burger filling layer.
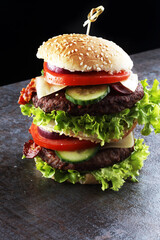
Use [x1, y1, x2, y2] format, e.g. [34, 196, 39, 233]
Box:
[23, 136, 149, 191]
[23, 128, 135, 171]
[37, 146, 134, 171]
[32, 82, 144, 115]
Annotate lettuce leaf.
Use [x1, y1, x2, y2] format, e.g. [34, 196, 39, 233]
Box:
[35, 156, 85, 184]
[20, 79, 160, 144]
[136, 79, 160, 135]
[35, 138, 149, 191]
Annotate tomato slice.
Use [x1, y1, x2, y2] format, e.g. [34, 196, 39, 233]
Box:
[30, 123, 97, 151]
[43, 62, 130, 86]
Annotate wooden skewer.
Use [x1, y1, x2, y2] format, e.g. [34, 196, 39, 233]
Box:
[83, 6, 104, 35]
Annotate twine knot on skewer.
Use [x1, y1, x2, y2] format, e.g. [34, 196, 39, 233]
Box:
[83, 6, 104, 35]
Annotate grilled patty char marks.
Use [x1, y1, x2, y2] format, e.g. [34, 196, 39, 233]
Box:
[32, 83, 144, 115]
[38, 146, 134, 171]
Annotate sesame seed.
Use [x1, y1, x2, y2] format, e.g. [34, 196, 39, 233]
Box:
[86, 52, 89, 56]
[87, 66, 92, 70]
[79, 57, 82, 60]
[80, 62, 83, 66]
[97, 67, 101, 71]
[75, 49, 78, 52]
[88, 47, 91, 51]
[80, 53, 83, 56]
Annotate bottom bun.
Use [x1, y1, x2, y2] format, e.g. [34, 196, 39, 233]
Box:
[79, 174, 99, 184]
[65, 120, 138, 143]
[51, 173, 99, 185]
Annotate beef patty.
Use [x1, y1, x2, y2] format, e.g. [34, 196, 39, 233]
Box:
[38, 146, 134, 171]
[32, 83, 144, 116]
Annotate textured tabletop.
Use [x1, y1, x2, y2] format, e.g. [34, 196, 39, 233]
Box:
[0, 49, 160, 240]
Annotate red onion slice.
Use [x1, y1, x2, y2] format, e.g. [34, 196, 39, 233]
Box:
[37, 126, 69, 140]
[47, 62, 71, 74]
[111, 82, 133, 95]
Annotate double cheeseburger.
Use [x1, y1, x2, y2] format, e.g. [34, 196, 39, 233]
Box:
[18, 34, 160, 191]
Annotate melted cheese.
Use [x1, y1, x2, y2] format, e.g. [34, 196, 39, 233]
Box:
[36, 76, 66, 99]
[102, 132, 134, 149]
[121, 73, 138, 92]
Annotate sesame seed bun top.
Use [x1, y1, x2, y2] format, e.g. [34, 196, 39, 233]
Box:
[36, 34, 133, 73]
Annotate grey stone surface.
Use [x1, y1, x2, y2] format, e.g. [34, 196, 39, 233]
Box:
[0, 49, 160, 240]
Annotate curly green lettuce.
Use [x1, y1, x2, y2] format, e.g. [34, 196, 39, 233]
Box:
[136, 79, 160, 135]
[20, 79, 160, 145]
[35, 138, 149, 191]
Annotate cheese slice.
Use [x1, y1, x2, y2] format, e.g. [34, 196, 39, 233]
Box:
[36, 76, 66, 99]
[121, 73, 138, 92]
[102, 132, 134, 149]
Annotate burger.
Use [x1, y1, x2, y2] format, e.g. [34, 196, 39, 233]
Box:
[18, 34, 160, 191]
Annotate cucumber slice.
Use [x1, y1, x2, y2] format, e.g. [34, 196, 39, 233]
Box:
[65, 85, 110, 105]
[55, 146, 99, 164]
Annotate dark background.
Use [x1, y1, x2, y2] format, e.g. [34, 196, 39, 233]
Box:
[1, 0, 160, 86]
